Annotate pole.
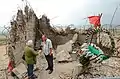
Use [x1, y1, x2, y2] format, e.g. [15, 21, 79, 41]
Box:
[110, 4, 120, 34]
[99, 13, 102, 45]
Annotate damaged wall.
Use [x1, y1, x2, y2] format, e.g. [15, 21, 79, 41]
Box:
[8, 6, 39, 66]
[7, 5, 78, 67]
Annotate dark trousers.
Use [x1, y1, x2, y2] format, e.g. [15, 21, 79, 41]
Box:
[45, 54, 53, 71]
[27, 64, 34, 79]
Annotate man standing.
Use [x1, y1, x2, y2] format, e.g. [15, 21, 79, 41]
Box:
[41, 35, 53, 74]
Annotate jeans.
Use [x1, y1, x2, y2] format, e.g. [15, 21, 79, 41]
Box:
[45, 54, 53, 71]
[27, 64, 34, 79]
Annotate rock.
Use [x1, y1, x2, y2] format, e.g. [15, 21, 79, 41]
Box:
[56, 50, 72, 62]
[72, 33, 78, 43]
[115, 38, 120, 55]
[97, 32, 112, 48]
[56, 33, 78, 54]
[56, 40, 73, 53]
[72, 64, 83, 79]
[12, 63, 27, 79]
[72, 51, 77, 54]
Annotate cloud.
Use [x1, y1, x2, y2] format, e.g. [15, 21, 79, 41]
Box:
[0, 0, 120, 28]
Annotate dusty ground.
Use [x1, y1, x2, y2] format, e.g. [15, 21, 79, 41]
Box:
[0, 45, 79, 79]
[36, 53, 79, 79]
[0, 45, 9, 79]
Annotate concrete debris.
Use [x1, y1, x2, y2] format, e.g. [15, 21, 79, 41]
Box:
[12, 63, 27, 79]
[59, 72, 72, 79]
[75, 57, 120, 79]
[72, 33, 78, 43]
[56, 50, 72, 62]
[5, 2, 120, 79]
[8, 5, 79, 68]
[56, 40, 73, 54]
[56, 36, 78, 62]
[97, 32, 112, 48]
[56, 33, 78, 54]
[72, 51, 77, 54]
[114, 36, 120, 56]
[72, 64, 83, 79]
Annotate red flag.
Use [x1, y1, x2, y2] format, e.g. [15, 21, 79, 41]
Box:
[88, 16, 101, 28]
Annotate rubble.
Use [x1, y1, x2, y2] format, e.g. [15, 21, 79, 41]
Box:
[5, 2, 120, 79]
[72, 57, 120, 79]
[97, 32, 112, 48]
[8, 5, 78, 68]
[12, 63, 27, 79]
[72, 33, 78, 43]
[56, 33, 78, 62]
[114, 36, 120, 56]
[56, 50, 72, 62]
[72, 64, 83, 79]
[56, 33, 78, 53]
[56, 40, 73, 54]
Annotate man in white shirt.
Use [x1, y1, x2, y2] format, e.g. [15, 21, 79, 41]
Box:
[41, 35, 53, 74]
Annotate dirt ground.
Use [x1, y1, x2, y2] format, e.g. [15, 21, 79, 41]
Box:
[0, 45, 79, 79]
[0, 45, 8, 69]
[0, 45, 9, 79]
[35, 53, 79, 79]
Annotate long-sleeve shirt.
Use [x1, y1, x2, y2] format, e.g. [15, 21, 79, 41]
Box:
[24, 46, 38, 64]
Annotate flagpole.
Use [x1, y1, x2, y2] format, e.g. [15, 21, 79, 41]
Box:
[99, 13, 102, 45]
[110, 4, 120, 34]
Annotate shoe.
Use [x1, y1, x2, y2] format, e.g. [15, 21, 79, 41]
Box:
[33, 74, 37, 78]
[45, 68, 49, 71]
[48, 70, 53, 74]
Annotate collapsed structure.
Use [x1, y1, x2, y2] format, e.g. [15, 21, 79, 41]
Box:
[7, 5, 79, 68]
[6, 2, 120, 79]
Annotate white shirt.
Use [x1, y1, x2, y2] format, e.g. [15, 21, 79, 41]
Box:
[42, 38, 53, 55]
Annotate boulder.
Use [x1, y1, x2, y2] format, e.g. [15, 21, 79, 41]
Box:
[72, 33, 78, 43]
[56, 50, 72, 62]
[72, 64, 83, 79]
[56, 40, 73, 53]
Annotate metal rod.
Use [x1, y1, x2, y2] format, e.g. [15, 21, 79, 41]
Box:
[110, 4, 120, 33]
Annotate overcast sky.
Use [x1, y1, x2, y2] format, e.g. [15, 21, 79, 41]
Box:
[0, 0, 120, 29]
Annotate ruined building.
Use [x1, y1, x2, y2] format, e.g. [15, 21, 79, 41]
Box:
[7, 5, 78, 67]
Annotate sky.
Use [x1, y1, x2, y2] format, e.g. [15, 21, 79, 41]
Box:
[0, 0, 120, 32]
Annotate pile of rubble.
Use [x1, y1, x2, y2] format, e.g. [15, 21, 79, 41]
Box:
[7, 4, 81, 78]
[6, 2, 120, 79]
[56, 33, 78, 62]
[72, 34, 120, 79]
[75, 57, 120, 79]
[7, 4, 79, 67]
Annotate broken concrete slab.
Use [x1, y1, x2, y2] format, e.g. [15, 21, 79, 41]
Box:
[56, 33, 78, 54]
[56, 40, 73, 54]
[72, 33, 78, 43]
[56, 50, 72, 62]
[12, 63, 27, 79]
[72, 64, 83, 79]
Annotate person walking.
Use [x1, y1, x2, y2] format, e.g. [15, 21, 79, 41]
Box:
[41, 35, 53, 74]
[24, 40, 38, 79]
